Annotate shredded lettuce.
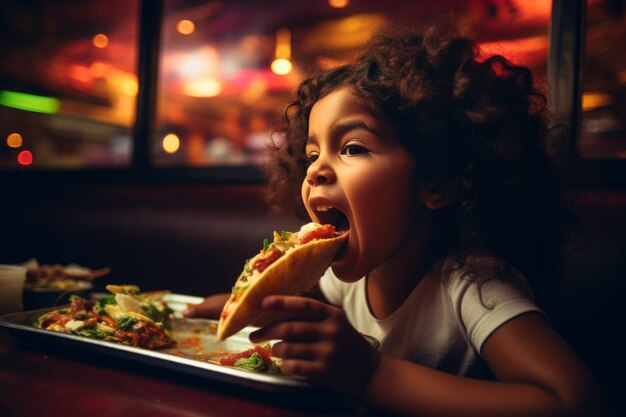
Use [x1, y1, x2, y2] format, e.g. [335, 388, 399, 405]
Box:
[231, 284, 248, 297]
[141, 303, 172, 324]
[94, 296, 117, 314]
[117, 316, 138, 330]
[75, 327, 110, 339]
[234, 352, 266, 372]
[232, 346, 281, 373]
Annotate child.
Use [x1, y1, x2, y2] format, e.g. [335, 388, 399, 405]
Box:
[185, 26, 609, 416]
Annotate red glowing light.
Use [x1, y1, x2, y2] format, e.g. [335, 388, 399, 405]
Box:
[17, 150, 33, 166]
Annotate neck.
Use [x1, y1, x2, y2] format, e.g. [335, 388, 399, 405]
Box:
[366, 217, 439, 320]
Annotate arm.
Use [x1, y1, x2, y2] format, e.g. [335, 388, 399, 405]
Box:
[367, 313, 610, 417]
[251, 296, 610, 417]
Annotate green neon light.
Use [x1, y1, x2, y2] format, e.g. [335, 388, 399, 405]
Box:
[0, 90, 60, 114]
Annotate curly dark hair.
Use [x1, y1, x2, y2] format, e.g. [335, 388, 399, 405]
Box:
[264, 26, 566, 300]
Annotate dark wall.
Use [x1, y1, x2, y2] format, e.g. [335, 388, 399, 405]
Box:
[0, 183, 301, 296]
[542, 190, 626, 416]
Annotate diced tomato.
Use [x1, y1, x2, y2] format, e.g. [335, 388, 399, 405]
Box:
[219, 347, 256, 366]
[219, 344, 273, 367]
[251, 248, 283, 273]
[300, 224, 336, 244]
[99, 314, 117, 328]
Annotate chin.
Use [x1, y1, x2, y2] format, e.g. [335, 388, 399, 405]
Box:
[329, 232, 366, 282]
[330, 261, 365, 283]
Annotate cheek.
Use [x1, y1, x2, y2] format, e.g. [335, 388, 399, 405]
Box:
[350, 161, 418, 244]
[300, 181, 307, 204]
[301, 181, 316, 221]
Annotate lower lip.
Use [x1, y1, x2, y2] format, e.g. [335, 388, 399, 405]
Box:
[330, 233, 361, 281]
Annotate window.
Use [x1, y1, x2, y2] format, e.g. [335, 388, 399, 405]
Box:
[580, 0, 626, 159]
[0, 0, 139, 170]
[1, 0, 551, 175]
[154, 0, 551, 168]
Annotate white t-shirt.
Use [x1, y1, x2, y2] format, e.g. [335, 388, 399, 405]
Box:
[319, 255, 544, 378]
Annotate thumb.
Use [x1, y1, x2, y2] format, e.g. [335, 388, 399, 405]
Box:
[183, 293, 230, 319]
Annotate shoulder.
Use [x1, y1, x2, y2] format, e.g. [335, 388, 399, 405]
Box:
[441, 253, 535, 300]
[439, 253, 545, 352]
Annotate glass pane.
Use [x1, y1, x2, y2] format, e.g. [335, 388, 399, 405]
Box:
[580, 0, 626, 159]
[155, 0, 550, 168]
[0, 0, 139, 170]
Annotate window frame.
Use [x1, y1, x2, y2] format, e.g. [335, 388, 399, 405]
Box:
[550, 0, 626, 186]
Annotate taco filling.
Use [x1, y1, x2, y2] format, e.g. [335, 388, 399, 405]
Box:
[217, 222, 346, 340]
[34, 284, 175, 349]
[219, 343, 281, 373]
[224, 222, 336, 317]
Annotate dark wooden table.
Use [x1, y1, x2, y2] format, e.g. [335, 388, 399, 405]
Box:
[0, 330, 378, 417]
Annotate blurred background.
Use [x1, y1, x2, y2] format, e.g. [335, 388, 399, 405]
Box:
[2, 0, 622, 170]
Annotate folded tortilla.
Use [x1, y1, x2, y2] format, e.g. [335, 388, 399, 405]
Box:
[216, 227, 347, 341]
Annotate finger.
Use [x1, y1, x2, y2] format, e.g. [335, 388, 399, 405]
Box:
[183, 305, 216, 318]
[279, 359, 324, 379]
[249, 321, 323, 343]
[262, 295, 335, 320]
[183, 293, 229, 318]
[271, 341, 319, 361]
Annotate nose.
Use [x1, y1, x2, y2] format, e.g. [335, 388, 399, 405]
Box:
[305, 157, 335, 186]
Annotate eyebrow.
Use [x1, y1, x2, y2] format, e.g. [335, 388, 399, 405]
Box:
[306, 119, 381, 144]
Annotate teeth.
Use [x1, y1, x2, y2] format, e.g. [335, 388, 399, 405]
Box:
[315, 204, 333, 212]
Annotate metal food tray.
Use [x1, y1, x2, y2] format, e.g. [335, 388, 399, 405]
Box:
[0, 293, 315, 393]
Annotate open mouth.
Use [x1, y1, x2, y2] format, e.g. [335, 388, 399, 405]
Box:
[314, 205, 350, 233]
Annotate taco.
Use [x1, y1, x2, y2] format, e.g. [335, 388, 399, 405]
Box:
[217, 222, 347, 340]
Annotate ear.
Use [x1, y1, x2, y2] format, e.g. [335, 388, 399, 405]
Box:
[423, 180, 456, 210]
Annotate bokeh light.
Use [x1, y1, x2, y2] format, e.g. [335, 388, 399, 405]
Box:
[17, 150, 33, 166]
[7, 133, 23, 148]
[181, 78, 222, 97]
[162, 133, 181, 154]
[177, 19, 195, 35]
[121, 78, 139, 97]
[271, 58, 293, 75]
[329, 0, 350, 8]
[92, 33, 109, 48]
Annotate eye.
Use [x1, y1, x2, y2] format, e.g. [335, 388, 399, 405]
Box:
[341, 143, 368, 156]
[306, 151, 319, 166]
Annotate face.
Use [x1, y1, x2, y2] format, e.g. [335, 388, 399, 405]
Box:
[301, 87, 424, 282]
